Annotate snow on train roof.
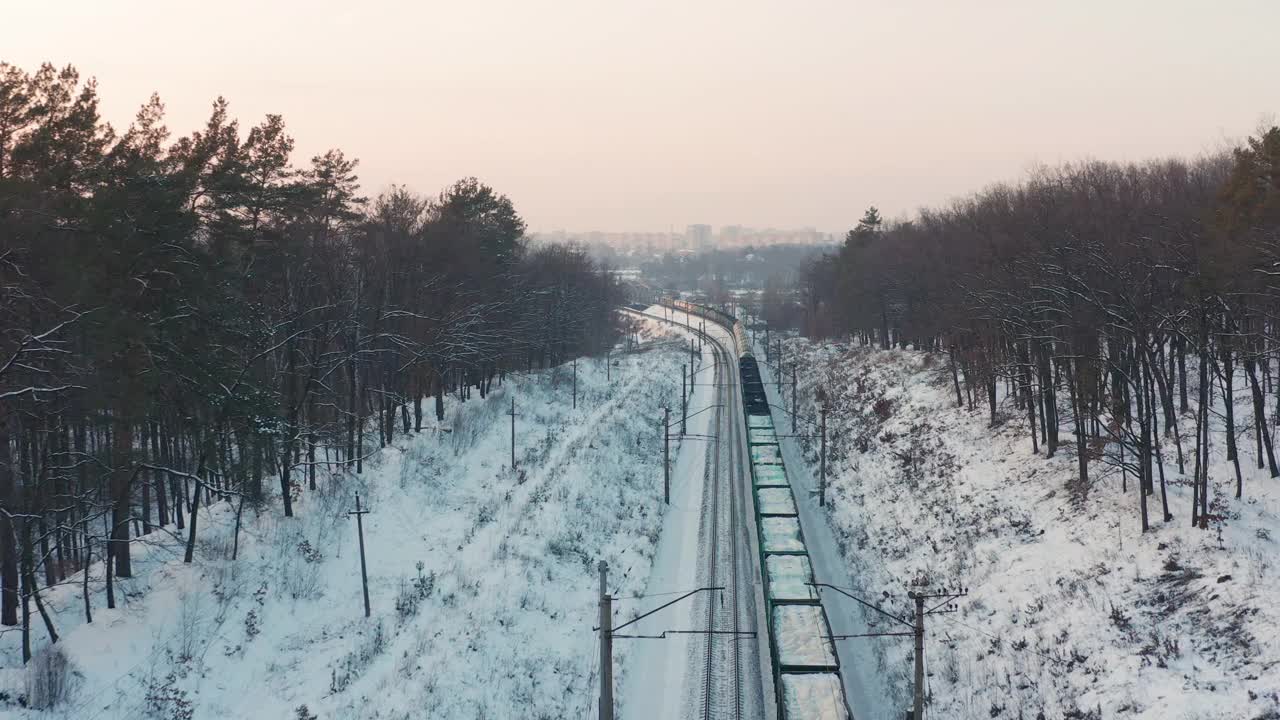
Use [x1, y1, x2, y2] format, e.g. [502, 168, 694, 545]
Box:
[780, 673, 850, 720]
[761, 517, 805, 552]
[750, 444, 784, 465]
[752, 464, 789, 487]
[767, 555, 818, 602]
[757, 487, 797, 516]
[772, 605, 838, 669]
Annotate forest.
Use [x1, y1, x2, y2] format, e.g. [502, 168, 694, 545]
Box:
[801, 127, 1280, 536]
[0, 61, 621, 661]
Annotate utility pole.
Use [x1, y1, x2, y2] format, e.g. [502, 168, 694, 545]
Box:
[606, 349, 611, 382]
[905, 583, 967, 719]
[681, 365, 687, 436]
[776, 348, 782, 394]
[819, 403, 827, 507]
[598, 561, 613, 720]
[912, 592, 925, 720]
[810, 581, 967, 720]
[573, 357, 578, 409]
[663, 407, 670, 504]
[791, 364, 798, 434]
[508, 397, 518, 470]
[348, 494, 371, 618]
[591, 578, 731, 720]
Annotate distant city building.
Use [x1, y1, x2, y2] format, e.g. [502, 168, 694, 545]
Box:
[527, 225, 835, 255]
[686, 224, 713, 251]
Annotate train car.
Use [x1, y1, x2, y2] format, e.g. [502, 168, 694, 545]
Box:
[664, 298, 853, 720]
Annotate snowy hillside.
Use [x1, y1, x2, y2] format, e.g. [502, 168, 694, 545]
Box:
[0, 319, 694, 720]
[762, 337, 1280, 720]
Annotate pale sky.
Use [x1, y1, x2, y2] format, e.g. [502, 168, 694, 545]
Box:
[5, 0, 1277, 234]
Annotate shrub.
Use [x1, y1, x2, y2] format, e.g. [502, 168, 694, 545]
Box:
[244, 608, 261, 640]
[331, 620, 388, 693]
[872, 397, 894, 420]
[144, 672, 194, 720]
[26, 645, 77, 709]
[395, 562, 436, 620]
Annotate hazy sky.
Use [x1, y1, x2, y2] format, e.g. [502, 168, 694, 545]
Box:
[5, 1, 1278, 233]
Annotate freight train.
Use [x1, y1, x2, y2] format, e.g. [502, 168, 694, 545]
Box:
[658, 297, 852, 720]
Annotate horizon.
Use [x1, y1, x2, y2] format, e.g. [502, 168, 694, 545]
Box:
[5, 1, 1276, 234]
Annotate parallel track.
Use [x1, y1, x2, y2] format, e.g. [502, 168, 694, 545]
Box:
[699, 332, 751, 720]
[657, 298, 854, 720]
[624, 306, 763, 720]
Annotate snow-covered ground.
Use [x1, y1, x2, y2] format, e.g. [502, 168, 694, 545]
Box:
[0, 318, 704, 719]
[617, 309, 722, 720]
[759, 336, 1280, 720]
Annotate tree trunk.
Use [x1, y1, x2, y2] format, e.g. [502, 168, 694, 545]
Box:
[110, 417, 133, 578]
[1246, 355, 1278, 477]
[0, 412, 18, 626]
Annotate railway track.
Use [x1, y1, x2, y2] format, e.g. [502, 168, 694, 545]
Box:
[621, 305, 765, 720]
[657, 298, 854, 720]
[697, 329, 757, 720]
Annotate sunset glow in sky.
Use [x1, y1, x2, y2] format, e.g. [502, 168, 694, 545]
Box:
[5, 0, 1277, 233]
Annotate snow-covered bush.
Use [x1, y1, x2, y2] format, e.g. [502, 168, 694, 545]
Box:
[175, 589, 209, 663]
[274, 524, 325, 600]
[25, 645, 77, 709]
[144, 671, 194, 720]
[394, 562, 434, 621]
[330, 620, 387, 693]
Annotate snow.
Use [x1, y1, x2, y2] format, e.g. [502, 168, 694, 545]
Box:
[761, 336, 1280, 720]
[753, 465, 790, 487]
[751, 445, 785, 465]
[761, 518, 806, 553]
[750, 428, 779, 444]
[772, 605, 837, 669]
[766, 556, 818, 602]
[0, 316, 697, 720]
[757, 488, 798, 516]
[615, 308, 726, 720]
[780, 673, 850, 720]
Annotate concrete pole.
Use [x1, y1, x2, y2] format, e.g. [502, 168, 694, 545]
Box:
[819, 404, 827, 507]
[792, 365, 797, 434]
[776, 347, 782, 394]
[599, 561, 613, 720]
[912, 592, 925, 720]
[664, 407, 670, 504]
[573, 357, 578, 409]
[349, 494, 371, 618]
[681, 366, 687, 436]
[510, 397, 516, 470]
